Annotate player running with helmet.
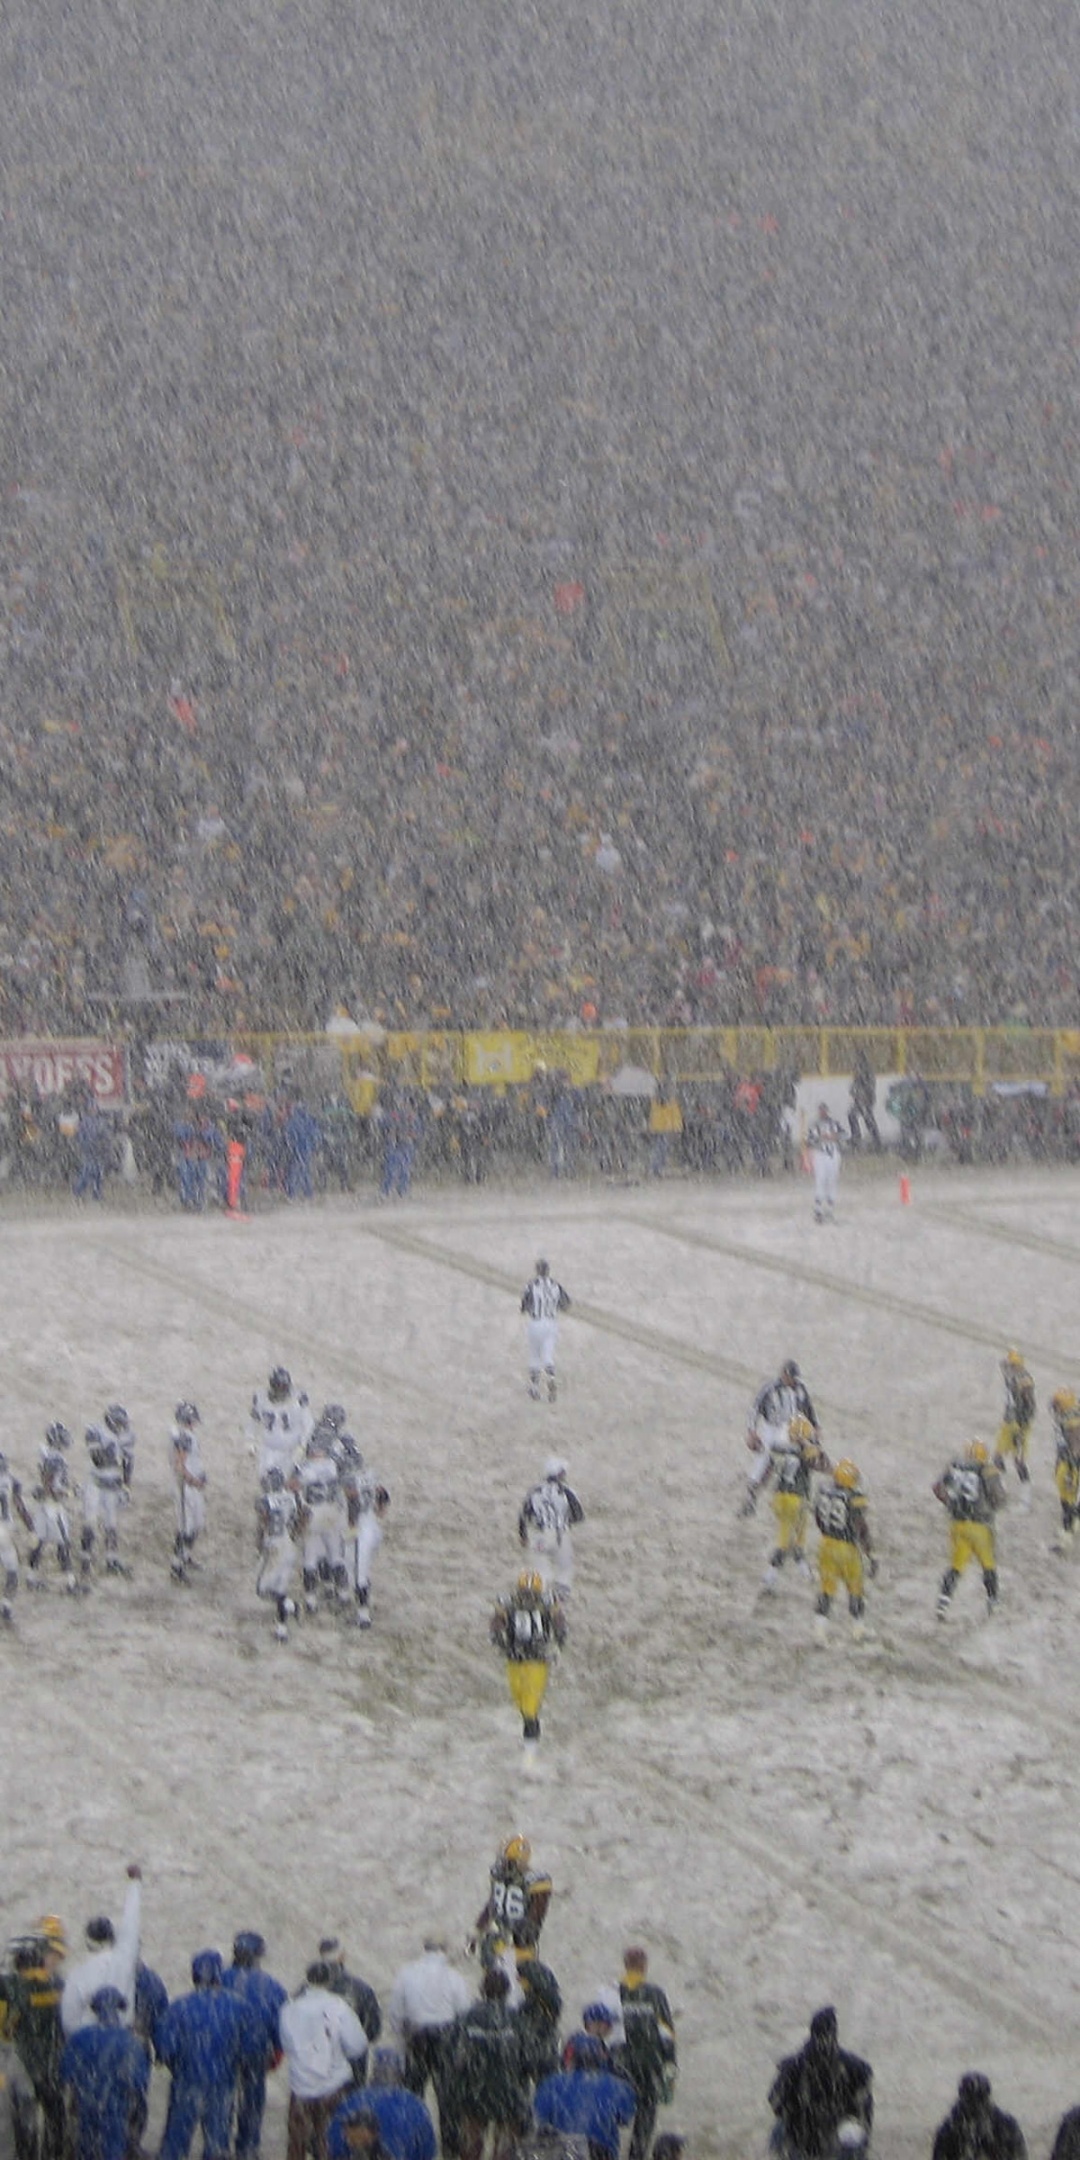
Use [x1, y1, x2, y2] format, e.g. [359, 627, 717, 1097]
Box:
[933, 1441, 1005, 1620]
[813, 1460, 875, 1643]
[475, 1837, 553, 1960]
[169, 1404, 208, 1583]
[80, 1424, 130, 1583]
[1050, 1389, 1080, 1553]
[335, 1432, 390, 1630]
[0, 1450, 34, 1623]
[102, 1405, 136, 1489]
[490, 1575, 567, 1756]
[994, 1350, 1036, 1506]
[256, 1467, 300, 1641]
[760, 1416, 831, 1594]
[294, 1422, 349, 1614]
[27, 1424, 77, 1591]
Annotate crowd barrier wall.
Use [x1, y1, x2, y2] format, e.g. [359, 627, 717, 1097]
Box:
[226, 1026, 1080, 1109]
[3, 1028, 1079, 1112]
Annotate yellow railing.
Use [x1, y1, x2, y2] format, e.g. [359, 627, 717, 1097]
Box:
[228, 1026, 1080, 1110]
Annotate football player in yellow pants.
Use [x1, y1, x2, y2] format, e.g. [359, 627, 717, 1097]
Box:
[933, 1441, 1004, 1618]
[994, 1349, 1035, 1507]
[1051, 1389, 1080, 1553]
[491, 1572, 566, 1752]
[760, 1415, 831, 1593]
[813, 1460, 875, 1642]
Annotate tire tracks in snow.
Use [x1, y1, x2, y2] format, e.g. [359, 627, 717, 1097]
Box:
[921, 1199, 1080, 1269]
[615, 1211, 1073, 1367]
[621, 1725, 1074, 2054]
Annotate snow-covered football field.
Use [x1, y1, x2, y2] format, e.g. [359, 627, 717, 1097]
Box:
[4, 1158, 1080, 2160]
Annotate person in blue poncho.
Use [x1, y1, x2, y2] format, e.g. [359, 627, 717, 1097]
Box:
[328, 2047, 436, 2160]
[223, 1933, 289, 2160]
[60, 1987, 150, 2160]
[156, 1951, 264, 2160]
[533, 2030, 636, 2160]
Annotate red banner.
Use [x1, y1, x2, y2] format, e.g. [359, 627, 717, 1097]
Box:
[0, 1040, 126, 1109]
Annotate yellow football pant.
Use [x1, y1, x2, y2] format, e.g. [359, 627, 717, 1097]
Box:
[772, 1492, 808, 1551]
[818, 1537, 864, 1601]
[507, 1660, 549, 1721]
[1056, 1461, 1080, 1508]
[996, 1419, 1031, 1465]
[949, 1520, 995, 1574]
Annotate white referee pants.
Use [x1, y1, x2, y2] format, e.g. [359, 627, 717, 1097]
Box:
[527, 1318, 558, 1374]
[812, 1151, 840, 1212]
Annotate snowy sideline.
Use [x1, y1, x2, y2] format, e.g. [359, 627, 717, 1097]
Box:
[4, 1157, 1080, 2160]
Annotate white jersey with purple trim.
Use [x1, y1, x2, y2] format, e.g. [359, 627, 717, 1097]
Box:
[250, 1390, 313, 1477]
[0, 1468, 27, 1527]
[295, 1453, 345, 1573]
[340, 1461, 386, 1592]
[259, 1484, 299, 1548]
[85, 1430, 125, 1489]
[257, 1485, 299, 1600]
[0, 1467, 28, 1572]
[31, 1450, 72, 1552]
[37, 1444, 72, 1500]
[170, 1426, 208, 1537]
[294, 1455, 343, 1514]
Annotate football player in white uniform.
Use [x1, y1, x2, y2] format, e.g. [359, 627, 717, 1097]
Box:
[336, 1433, 390, 1629]
[169, 1403, 208, 1582]
[256, 1467, 299, 1641]
[518, 1458, 584, 1602]
[520, 1260, 571, 1402]
[102, 1404, 137, 1488]
[80, 1424, 130, 1582]
[27, 1423, 77, 1590]
[0, 1451, 34, 1622]
[249, 1366, 312, 1479]
[293, 1423, 348, 1613]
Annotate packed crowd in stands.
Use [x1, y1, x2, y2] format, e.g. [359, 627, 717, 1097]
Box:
[0, 544, 1076, 1046]
[1, 0, 1079, 1048]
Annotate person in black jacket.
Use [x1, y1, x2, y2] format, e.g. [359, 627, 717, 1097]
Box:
[618, 1948, 676, 2160]
[446, 1968, 530, 2160]
[932, 2075, 1026, 2160]
[318, 1943, 381, 2059]
[768, 2007, 872, 2160]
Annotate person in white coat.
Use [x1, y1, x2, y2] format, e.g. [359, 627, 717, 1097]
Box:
[386, 1937, 471, 2144]
[280, 1962, 369, 2160]
[61, 1866, 142, 2035]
